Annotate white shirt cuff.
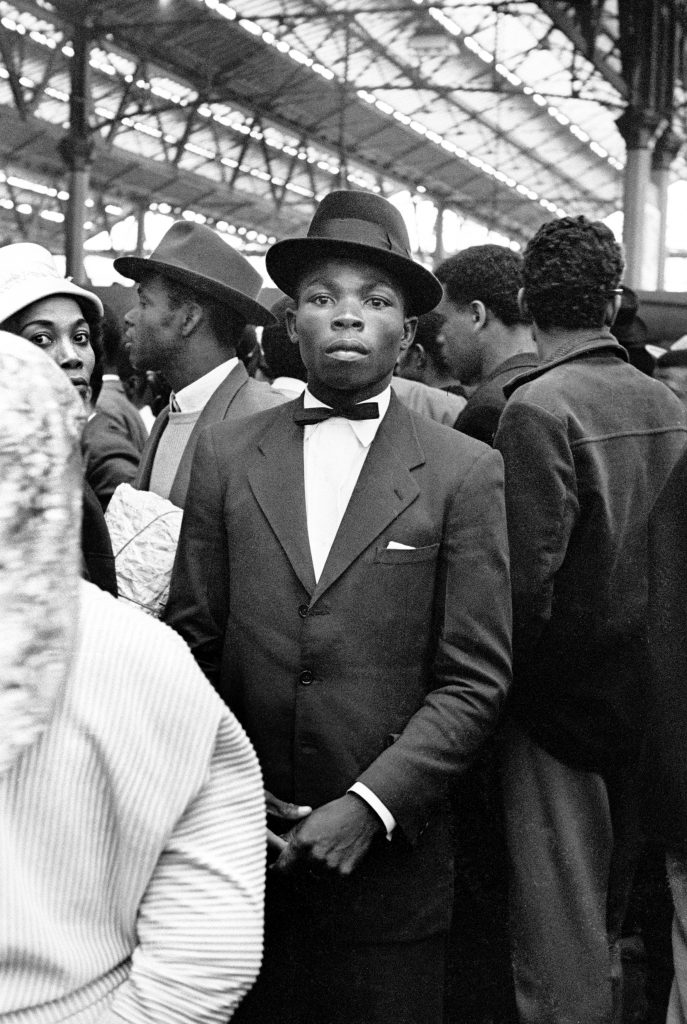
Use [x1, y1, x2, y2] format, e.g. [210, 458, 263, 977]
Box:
[348, 782, 396, 840]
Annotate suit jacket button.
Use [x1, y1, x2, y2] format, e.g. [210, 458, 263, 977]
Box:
[299, 669, 314, 685]
[298, 604, 309, 618]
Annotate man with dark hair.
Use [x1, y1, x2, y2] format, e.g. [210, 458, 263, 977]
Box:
[434, 244, 537, 446]
[114, 222, 286, 508]
[166, 189, 512, 1024]
[494, 215, 687, 1024]
[395, 310, 467, 394]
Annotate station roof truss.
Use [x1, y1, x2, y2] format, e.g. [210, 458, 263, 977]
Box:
[0, 0, 684, 261]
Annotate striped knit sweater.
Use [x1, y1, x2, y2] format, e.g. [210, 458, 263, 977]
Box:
[0, 581, 266, 1024]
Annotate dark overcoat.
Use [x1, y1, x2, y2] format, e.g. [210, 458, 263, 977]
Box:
[642, 445, 687, 847]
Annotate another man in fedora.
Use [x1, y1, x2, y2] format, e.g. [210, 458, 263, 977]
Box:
[114, 221, 286, 508]
[165, 189, 512, 1023]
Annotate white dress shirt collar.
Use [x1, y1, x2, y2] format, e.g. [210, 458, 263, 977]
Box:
[172, 357, 239, 414]
[271, 376, 307, 398]
[302, 384, 391, 447]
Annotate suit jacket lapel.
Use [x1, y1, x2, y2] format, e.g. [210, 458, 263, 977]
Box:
[313, 396, 424, 600]
[135, 407, 168, 490]
[248, 403, 316, 595]
[169, 363, 249, 507]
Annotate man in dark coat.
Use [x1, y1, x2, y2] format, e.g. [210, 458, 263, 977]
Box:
[431, 247, 534, 1022]
[114, 221, 285, 509]
[643, 446, 687, 1023]
[434, 244, 538, 446]
[166, 189, 512, 1024]
[494, 216, 687, 1024]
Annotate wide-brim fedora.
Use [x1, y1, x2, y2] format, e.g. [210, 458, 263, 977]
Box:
[0, 243, 103, 327]
[114, 221, 275, 326]
[266, 189, 443, 316]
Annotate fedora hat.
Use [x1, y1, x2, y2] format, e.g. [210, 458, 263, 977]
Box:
[266, 189, 443, 316]
[0, 243, 103, 327]
[114, 221, 275, 326]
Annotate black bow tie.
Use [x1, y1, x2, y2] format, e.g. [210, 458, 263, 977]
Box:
[293, 402, 379, 426]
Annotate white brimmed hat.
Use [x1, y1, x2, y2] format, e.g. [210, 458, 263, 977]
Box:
[0, 243, 103, 326]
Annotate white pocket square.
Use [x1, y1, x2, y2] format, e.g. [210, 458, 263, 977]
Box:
[386, 541, 416, 550]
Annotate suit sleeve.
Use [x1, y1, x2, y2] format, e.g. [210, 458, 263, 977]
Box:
[82, 416, 143, 510]
[357, 445, 512, 843]
[494, 398, 579, 650]
[165, 428, 230, 689]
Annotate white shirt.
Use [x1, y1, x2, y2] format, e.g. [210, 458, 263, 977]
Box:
[171, 357, 239, 414]
[271, 376, 307, 399]
[303, 385, 391, 582]
[302, 385, 396, 837]
[138, 404, 155, 434]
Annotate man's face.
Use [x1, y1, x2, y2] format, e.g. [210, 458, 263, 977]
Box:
[124, 274, 185, 371]
[287, 258, 416, 403]
[436, 292, 481, 386]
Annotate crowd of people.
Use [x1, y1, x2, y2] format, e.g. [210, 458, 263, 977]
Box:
[3, 186, 687, 1024]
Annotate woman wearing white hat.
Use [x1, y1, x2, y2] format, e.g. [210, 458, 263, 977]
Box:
[0, 241, 116, 594]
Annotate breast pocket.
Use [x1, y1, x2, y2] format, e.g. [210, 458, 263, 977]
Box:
[373, 542, 440, 564]
[368, 543, 441, 651]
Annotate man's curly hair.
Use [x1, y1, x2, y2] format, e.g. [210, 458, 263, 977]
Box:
[523, 216, 624, 330]
[434, 244, 528, 327]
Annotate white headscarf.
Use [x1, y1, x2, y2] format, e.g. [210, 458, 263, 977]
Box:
[0, 332, 84, 774]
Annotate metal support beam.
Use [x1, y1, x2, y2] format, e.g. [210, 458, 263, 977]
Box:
[0, 22, 28, 118]
[434, 202, 445, 265]
[652, 127, 682, 291]
[135, 200, 147, 257]
[534, 0, 628, 99]
[58, 15, 93, 281]
[616, 106, 661, 289]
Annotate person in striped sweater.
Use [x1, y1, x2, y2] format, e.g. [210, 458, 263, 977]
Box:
[0, 332, 266, 1024]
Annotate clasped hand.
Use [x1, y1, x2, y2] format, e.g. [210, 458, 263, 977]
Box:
[265, 791, 383, 877]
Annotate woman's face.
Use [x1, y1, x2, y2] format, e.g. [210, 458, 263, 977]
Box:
[11, 296, 95, 402]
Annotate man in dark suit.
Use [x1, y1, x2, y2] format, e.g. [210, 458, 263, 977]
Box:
[642, 447, 687, 1023]
[114, 221, 286, 509]
[166, 190, 512, 1024]
[435, 245, 538, 447]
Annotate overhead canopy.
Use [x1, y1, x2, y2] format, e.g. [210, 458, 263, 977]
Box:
[0, 0, 682, 262]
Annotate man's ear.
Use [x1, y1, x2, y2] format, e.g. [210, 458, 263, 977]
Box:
[400, 315, 418, 351]
[180, 300, 203, 338]
[517, 287, 529, 319]
[401, 342, 426, 373]
[285, 306, 299, 345]
[470, 300, 487, 330]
